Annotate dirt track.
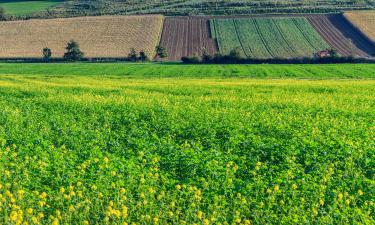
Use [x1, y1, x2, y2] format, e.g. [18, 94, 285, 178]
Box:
[159, 17, 218, 61]
[307, 15, 375, 57]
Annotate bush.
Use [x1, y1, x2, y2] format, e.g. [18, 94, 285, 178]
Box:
[43, 47, 52, 60]
[63, 40, 84, 61]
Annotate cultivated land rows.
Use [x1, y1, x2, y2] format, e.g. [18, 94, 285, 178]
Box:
[307, 15, 375, 57]
[159, 17, 218, 61]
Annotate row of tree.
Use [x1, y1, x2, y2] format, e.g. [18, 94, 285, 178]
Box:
[42, 40, 169, 62]
[180, 48, 373, 64]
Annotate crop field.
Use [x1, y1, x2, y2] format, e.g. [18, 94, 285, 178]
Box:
[44, 0, 375, 18]
[0, 15, 164, 58]
[210, 17, 329, 58]
[344, 11, 375, 43]
[0, 65, 374, 224]
[159, 17, 218, 61]
[0, 0, 62, 15]
[307, 14, 375, 57]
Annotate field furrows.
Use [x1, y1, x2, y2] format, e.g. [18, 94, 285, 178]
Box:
[211, 17, 329, 59]
[0, 15, 164, 58]
[307, 15, 375, 57]
[159, 17, 218, 61]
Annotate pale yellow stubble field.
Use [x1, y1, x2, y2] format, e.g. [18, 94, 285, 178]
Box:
[344, 11, 375, 43]
[0, 15, 164, 58]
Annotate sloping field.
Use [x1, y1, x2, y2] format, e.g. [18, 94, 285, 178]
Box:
[307, 14, 375, 57]
[344, 11, 375, 43]
[210, 17, 329, 58]
[0, 0, 62, 15]
[0, 15, 164, 58]
[159, 17, 218, 61]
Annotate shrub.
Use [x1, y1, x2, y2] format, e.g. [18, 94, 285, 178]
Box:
[63, 40, 84, 61]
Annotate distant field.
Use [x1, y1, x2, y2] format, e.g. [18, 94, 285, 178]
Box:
[344, 11, 375, 43]
[307, 14, 375, 57]
[210, 17, 329, 58]
[0, 0, 62, 15]
[0, 63, 375, 79]
[159, 17, 218, 61]
[0, 15, 164, 58]
[46, 0, 375, 17]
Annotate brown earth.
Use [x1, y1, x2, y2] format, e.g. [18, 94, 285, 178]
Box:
[307, 14, 375, 57]
[159, 17, 218, 61]
[0, 15, 164, 58]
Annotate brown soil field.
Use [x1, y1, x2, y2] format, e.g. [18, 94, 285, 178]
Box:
[307, 14, 375, 57]
[0, 15, 164, 58]
[344, 11, 375, 43]
[159, 17, 218, 61]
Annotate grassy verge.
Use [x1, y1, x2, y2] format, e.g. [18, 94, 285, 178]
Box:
[0, 63, 374, 79]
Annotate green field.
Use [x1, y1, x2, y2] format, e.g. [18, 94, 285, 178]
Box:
[210, 18, 330, 58]
[0, 64, 374, 224]
[0, 0, 62, 15]
[0, 63, 375, 78]
[33, 0, 375, 18]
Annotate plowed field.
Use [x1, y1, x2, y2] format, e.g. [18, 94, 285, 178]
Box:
[307, 15, 375, 57]
[0, 15, 164, 58]
[159, 17, 218, 61]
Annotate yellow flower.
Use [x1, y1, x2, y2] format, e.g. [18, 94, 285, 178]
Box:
[358, 190, 364, 196]
[69, 205, 75, 212]
[52, 219, 59, 225]
[338, 193, 343, 200]
[274, 185, 280, 192]
[10, 211, 18, 221]
[235, 218, 241, 223]
[203, 219, 209, 225]
[83, 221, 89, 225]
[26, 208, 33, 214]
[244, 219, 251, 225]
[120, 188, 126, 194]
[176, 184, 181, 190]
[153, 217, 159, 224]
[197, 211, 203, 220]
[37, 212, 44, 219]
[103, 157, 109, 163]
[292, 184, 297, 190]
[40, 192, 47, 199]
[31, 216, 38, 224]
[60, 187, 65, 194]
[345, 199, 351, 205]
[319, 199, 325, 206]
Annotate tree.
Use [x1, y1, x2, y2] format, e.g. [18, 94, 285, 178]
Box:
[229, 47, 242, 60]
[128, 48, 138, 62]
[63, 40, 84, 61]
[155, 45, 168, 59]
[201, 48, 213, 63]
[43, 47, 52, 60]
[138, 50, 148, 62]
[0, 7, 6, 21]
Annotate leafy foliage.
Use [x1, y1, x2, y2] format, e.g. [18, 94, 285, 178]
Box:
[0, 72, 374, 224]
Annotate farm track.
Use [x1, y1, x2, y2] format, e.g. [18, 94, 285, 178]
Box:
[307, 15, 375, 57]
[159, 17, 218, 61]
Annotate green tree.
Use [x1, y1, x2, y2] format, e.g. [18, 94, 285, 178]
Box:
[138, 50, 148, 62]
[43, 47, 52, 60]
[128, 48, 138, 62]
[63, 40, 84, 61]
[155, 45, 168, 59]
[0, 7, 6, 21]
